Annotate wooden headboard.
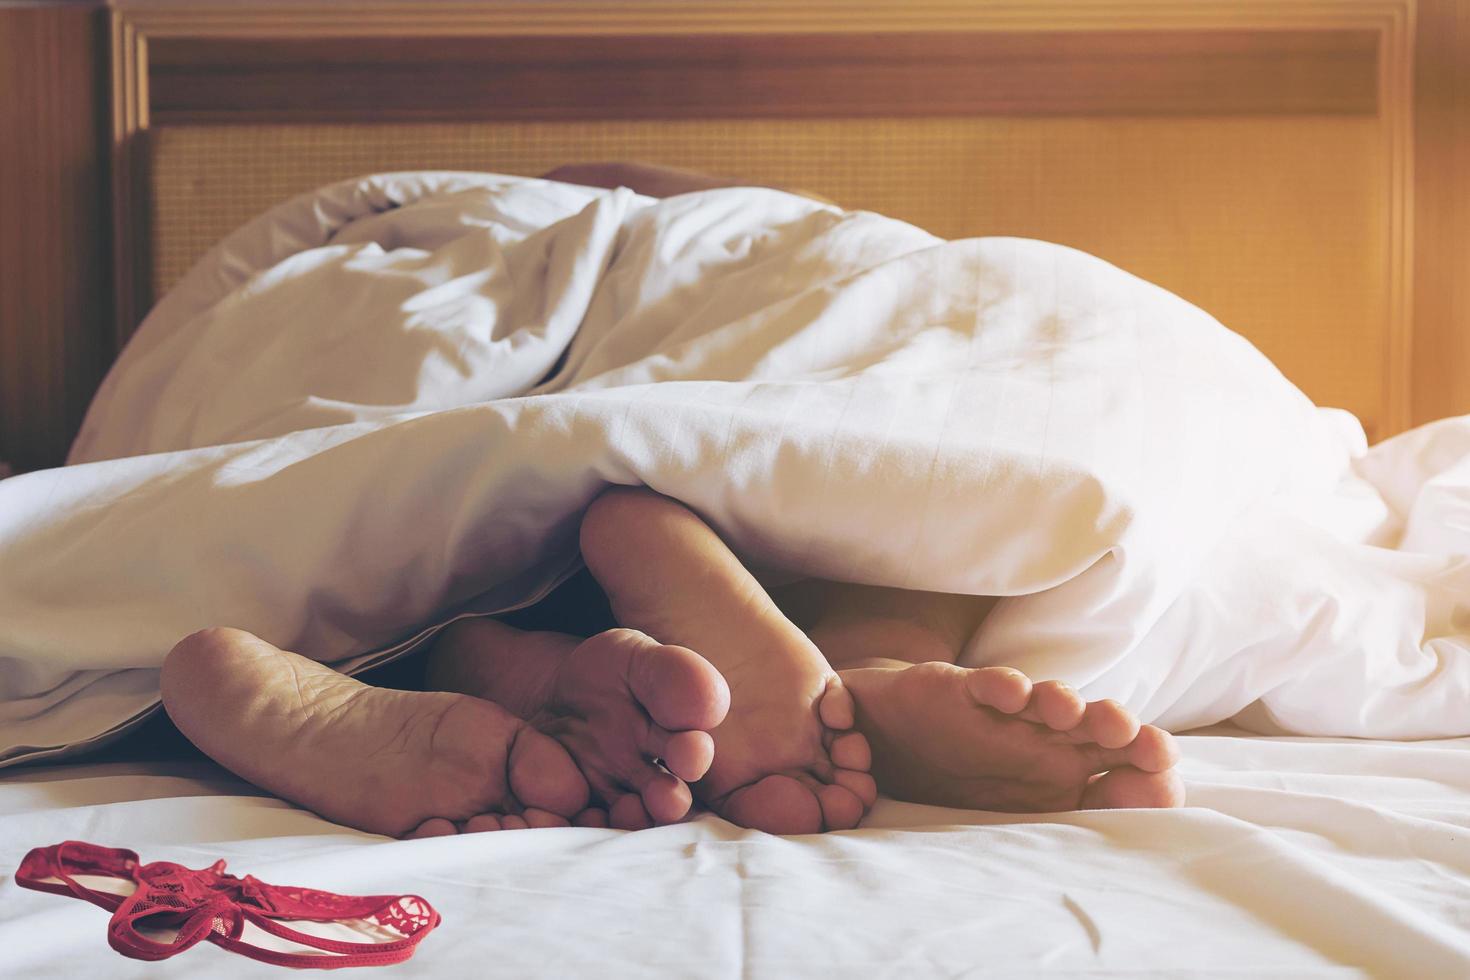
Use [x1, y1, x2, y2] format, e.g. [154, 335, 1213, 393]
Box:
[10, 0, 1470, 470]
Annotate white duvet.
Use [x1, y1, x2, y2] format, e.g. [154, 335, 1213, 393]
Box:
[3, 171, 1470, 764]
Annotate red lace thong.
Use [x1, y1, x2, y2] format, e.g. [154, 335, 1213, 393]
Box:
[17, 841, 440, 969]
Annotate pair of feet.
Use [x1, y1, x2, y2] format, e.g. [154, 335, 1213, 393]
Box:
[159, 608, 1182, 839]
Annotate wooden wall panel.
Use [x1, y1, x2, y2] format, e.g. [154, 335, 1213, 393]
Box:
[1411, 0, 1470, 427]
[0, 4, 110, 472]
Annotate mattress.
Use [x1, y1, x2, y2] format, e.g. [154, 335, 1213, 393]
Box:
[4, 728, 1469, 977]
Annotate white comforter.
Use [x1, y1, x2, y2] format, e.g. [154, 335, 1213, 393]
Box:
[2, 171, 1470, 763]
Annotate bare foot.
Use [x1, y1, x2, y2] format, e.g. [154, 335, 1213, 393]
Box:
[426, 621, 730, 830]
[839, 662, 1184, 811]
[691, 637, 877, 835]
[579, 489, 877, 835]
[160, 627, 590, 838]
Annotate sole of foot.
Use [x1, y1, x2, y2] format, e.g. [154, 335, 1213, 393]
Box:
[840, 662, 1184, 812]
[426, 620, 735, 831]
[694, 668, 879, 835]
[526, 627, 732, 830]
[577, 487, 878, 835]
[161, 627, 591, 838]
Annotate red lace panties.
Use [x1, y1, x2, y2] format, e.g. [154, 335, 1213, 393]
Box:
[17, 841, 440, 969]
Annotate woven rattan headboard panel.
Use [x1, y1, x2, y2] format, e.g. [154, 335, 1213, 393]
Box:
[150, 115, 1384, 432]
[113, 0, 1414, 439]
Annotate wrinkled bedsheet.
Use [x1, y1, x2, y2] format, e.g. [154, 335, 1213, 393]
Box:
[3, 171, 1470, 762]
[3, 731, 1469, 976]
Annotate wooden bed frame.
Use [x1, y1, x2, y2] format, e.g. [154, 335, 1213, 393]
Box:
[6, 0, 1469, 470]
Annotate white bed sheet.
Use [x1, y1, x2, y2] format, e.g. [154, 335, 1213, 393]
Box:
[3, 730, 1469, 977]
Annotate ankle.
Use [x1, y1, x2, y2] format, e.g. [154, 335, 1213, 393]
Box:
[811, 618, 957, 670]
[424, 620, 565, 717]
[838, 660, 912, 675]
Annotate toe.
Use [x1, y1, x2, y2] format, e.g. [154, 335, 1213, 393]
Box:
[500, 814, 530, 831]
[828, 731, 872, 770]
[404, 818, 458, 839]
[1079, 699, 1140, 749]
[817, 783, 866, 830]
[1081, 767, 1186, 809]
[1126, 724, 1180, 772]
[833, 768, 879, 808]
[506, 724, 591, 817]
[719, 774, 823, 835]
[655, 729, 716, 782]
[817, 678, 855, 730]
[966, 666, 1033, 714]
[574, 807, 611, 828]
[624, 633, 731, 731]
[524, 808, 571, 829]
[1021, 680, 1087, 730]
[631, 766, 695, 825]
[610, 793, 655, 830]
[463, 814, 504, 834]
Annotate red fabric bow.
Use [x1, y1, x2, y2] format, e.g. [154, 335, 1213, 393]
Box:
[16, 841, 439, 969]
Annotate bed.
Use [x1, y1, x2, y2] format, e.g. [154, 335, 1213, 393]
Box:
[6, 730, 1470, 976]
[5, 0, 1470, 975]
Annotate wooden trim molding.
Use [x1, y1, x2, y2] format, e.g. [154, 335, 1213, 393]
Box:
[111, 8, 151, 368]
[1411, 0, 1470, 428]
[109, 0, 1418, 436]
[145, 31, 1379, 124]
[0, 3, 110, 471]
[1375, 0, 1415, 436]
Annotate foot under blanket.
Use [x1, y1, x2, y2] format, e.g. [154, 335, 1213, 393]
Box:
[2, 172, 1468, 764]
